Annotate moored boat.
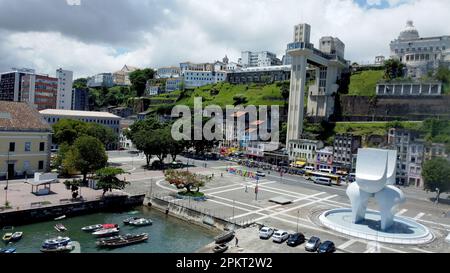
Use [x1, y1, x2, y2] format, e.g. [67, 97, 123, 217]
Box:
[96, 233, 149, 248]
[92, 228, 120, 238]
[123, 217, 140, 225]
[42, 237, 71, 249]
[129, 218, 152, 227]
[54, 215, 66, 221]
[10, 232, 23, 242]
[41, 243, 74, 253]
[2, 233, 13, 243]
[0, 247, 16, 253]
[81, 224, 103, 232]
[54, 224, 67, 232]
[214, 230, 235, 244]
[213, 244, 229, 253]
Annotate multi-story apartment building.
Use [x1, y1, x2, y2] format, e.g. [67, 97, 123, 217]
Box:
[71, 88, 89, 111]
[316, 146, 334, 171]
[333, 133, 362, 170]
[0, 68, 36, 102]
[87, 73, 114, 88]
[0, 101, 52, 179]
[56, 68, 73, 110]
[387, 128, 423, 186]
[239, 51, 282, 68]
[39, 109, 121, 150]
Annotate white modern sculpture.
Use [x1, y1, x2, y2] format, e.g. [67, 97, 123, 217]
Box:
[346, 148, 405, 231]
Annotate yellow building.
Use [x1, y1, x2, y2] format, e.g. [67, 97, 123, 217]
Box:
[0, 101, 52, 179]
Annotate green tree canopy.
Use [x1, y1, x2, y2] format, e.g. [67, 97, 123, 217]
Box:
[165, 169, 210, 194]
[422, 158, 450, 200]
[72, 136, 108, 183]
[129, 68, 155, 97]
[52, 119, 117, 147]
[95, 167, 129, 197]
[384, 59, 405, 81]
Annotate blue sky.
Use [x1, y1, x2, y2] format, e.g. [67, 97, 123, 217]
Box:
[354, 0, 407, 9]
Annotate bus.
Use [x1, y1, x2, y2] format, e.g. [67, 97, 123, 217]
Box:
[305, 170, 341, 185]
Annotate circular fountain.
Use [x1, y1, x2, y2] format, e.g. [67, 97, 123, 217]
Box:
[320, 148, 433, 245]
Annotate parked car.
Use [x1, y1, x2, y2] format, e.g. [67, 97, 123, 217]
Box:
[256, 171, 266, 177]
[286, 232, 305, 247]
[305, 236, 321, 252]
[272, 230, 289, 243]
[259, 227, 274, 239]
[318, 241, 336, 253]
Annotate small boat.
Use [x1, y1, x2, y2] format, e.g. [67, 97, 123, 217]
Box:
[214, 230, 235, 244]
[54, 224, 67, 232]
[2, 233, 13, 243]
[54, 215, 66, 221]
[41, 243, 74, 253]
[0, 247, 16, 253]
[92, 228, 120, 238]
[10, 232, 23, 242]
[129, 218, 152, 227]
[2, 226, 14, 231]
[42, 237, 71, 249]
[213, 244, 229, 253]
[102, 224, 119, 229]
[123, 217, 140, 225]
[96, 233, 149, 248]
[81, 224, 103, 232]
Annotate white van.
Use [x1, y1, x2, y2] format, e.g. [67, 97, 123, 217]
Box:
[313, 177, 332, 186]
[319, 169, 333, 174]
[304, 166, 315, 171]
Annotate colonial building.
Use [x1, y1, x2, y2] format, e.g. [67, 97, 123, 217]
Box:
[390, 20, 450, 78]
[113, 65, 139, 86]
[288, 138, 324, 168]
[0, 101, 52, 179]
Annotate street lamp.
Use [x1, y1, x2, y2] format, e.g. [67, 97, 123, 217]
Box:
[4, 151, 9, 206]
[296, 210, 300, 233]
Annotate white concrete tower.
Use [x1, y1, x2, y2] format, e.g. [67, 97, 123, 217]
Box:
[56, 68, 74, 110]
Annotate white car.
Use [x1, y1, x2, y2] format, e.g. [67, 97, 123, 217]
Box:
[272, 230, 289, 243]
[259, 227, 274, 239]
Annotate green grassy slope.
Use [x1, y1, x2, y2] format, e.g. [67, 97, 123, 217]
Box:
[348, 70, 384, 96]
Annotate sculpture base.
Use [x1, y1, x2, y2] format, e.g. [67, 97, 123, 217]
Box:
[319, 208, 433, 245]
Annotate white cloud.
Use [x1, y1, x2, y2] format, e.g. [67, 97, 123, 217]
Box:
[0, 0, 449, 78]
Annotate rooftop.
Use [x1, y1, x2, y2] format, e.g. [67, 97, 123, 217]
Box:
[39, 109, 121, 119]
[0, 101, 51, 132]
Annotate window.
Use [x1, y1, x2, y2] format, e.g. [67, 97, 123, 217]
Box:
[9, 142, 15, 152]
[25, 142, 31, 152]
[38, 161, 44, 170]
[39, 142, 45, 152]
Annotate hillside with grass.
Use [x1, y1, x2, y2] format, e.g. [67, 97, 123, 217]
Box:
[348, 70, 384, 97]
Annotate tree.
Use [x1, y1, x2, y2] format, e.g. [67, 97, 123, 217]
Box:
[280, 82, 290, 115]
[73, 78, 88, 89]
[164, 169, 211, 195]
[422, 158, 450, 202]
[95, 167, 129, 197]
[384, 59, 405, 81]
[129, 68, 155, 97]
[52, 119, 117, 148]
[233, 94, 248, 106]
[72, 136, 108, 183]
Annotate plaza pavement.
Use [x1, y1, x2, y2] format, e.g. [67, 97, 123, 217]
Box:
[108, 151, 450, 253]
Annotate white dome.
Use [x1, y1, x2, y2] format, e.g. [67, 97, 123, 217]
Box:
[399, 20, 419, 40]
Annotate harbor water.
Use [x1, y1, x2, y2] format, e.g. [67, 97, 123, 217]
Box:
[1, 206, 217, 253]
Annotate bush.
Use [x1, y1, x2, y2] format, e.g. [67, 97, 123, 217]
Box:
[178, 191, 205, 197]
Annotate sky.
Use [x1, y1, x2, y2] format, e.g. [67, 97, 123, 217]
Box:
[0, 0, 449, 79]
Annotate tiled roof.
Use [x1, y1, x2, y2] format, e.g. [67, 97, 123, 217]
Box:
[0, 101, 51, 132]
